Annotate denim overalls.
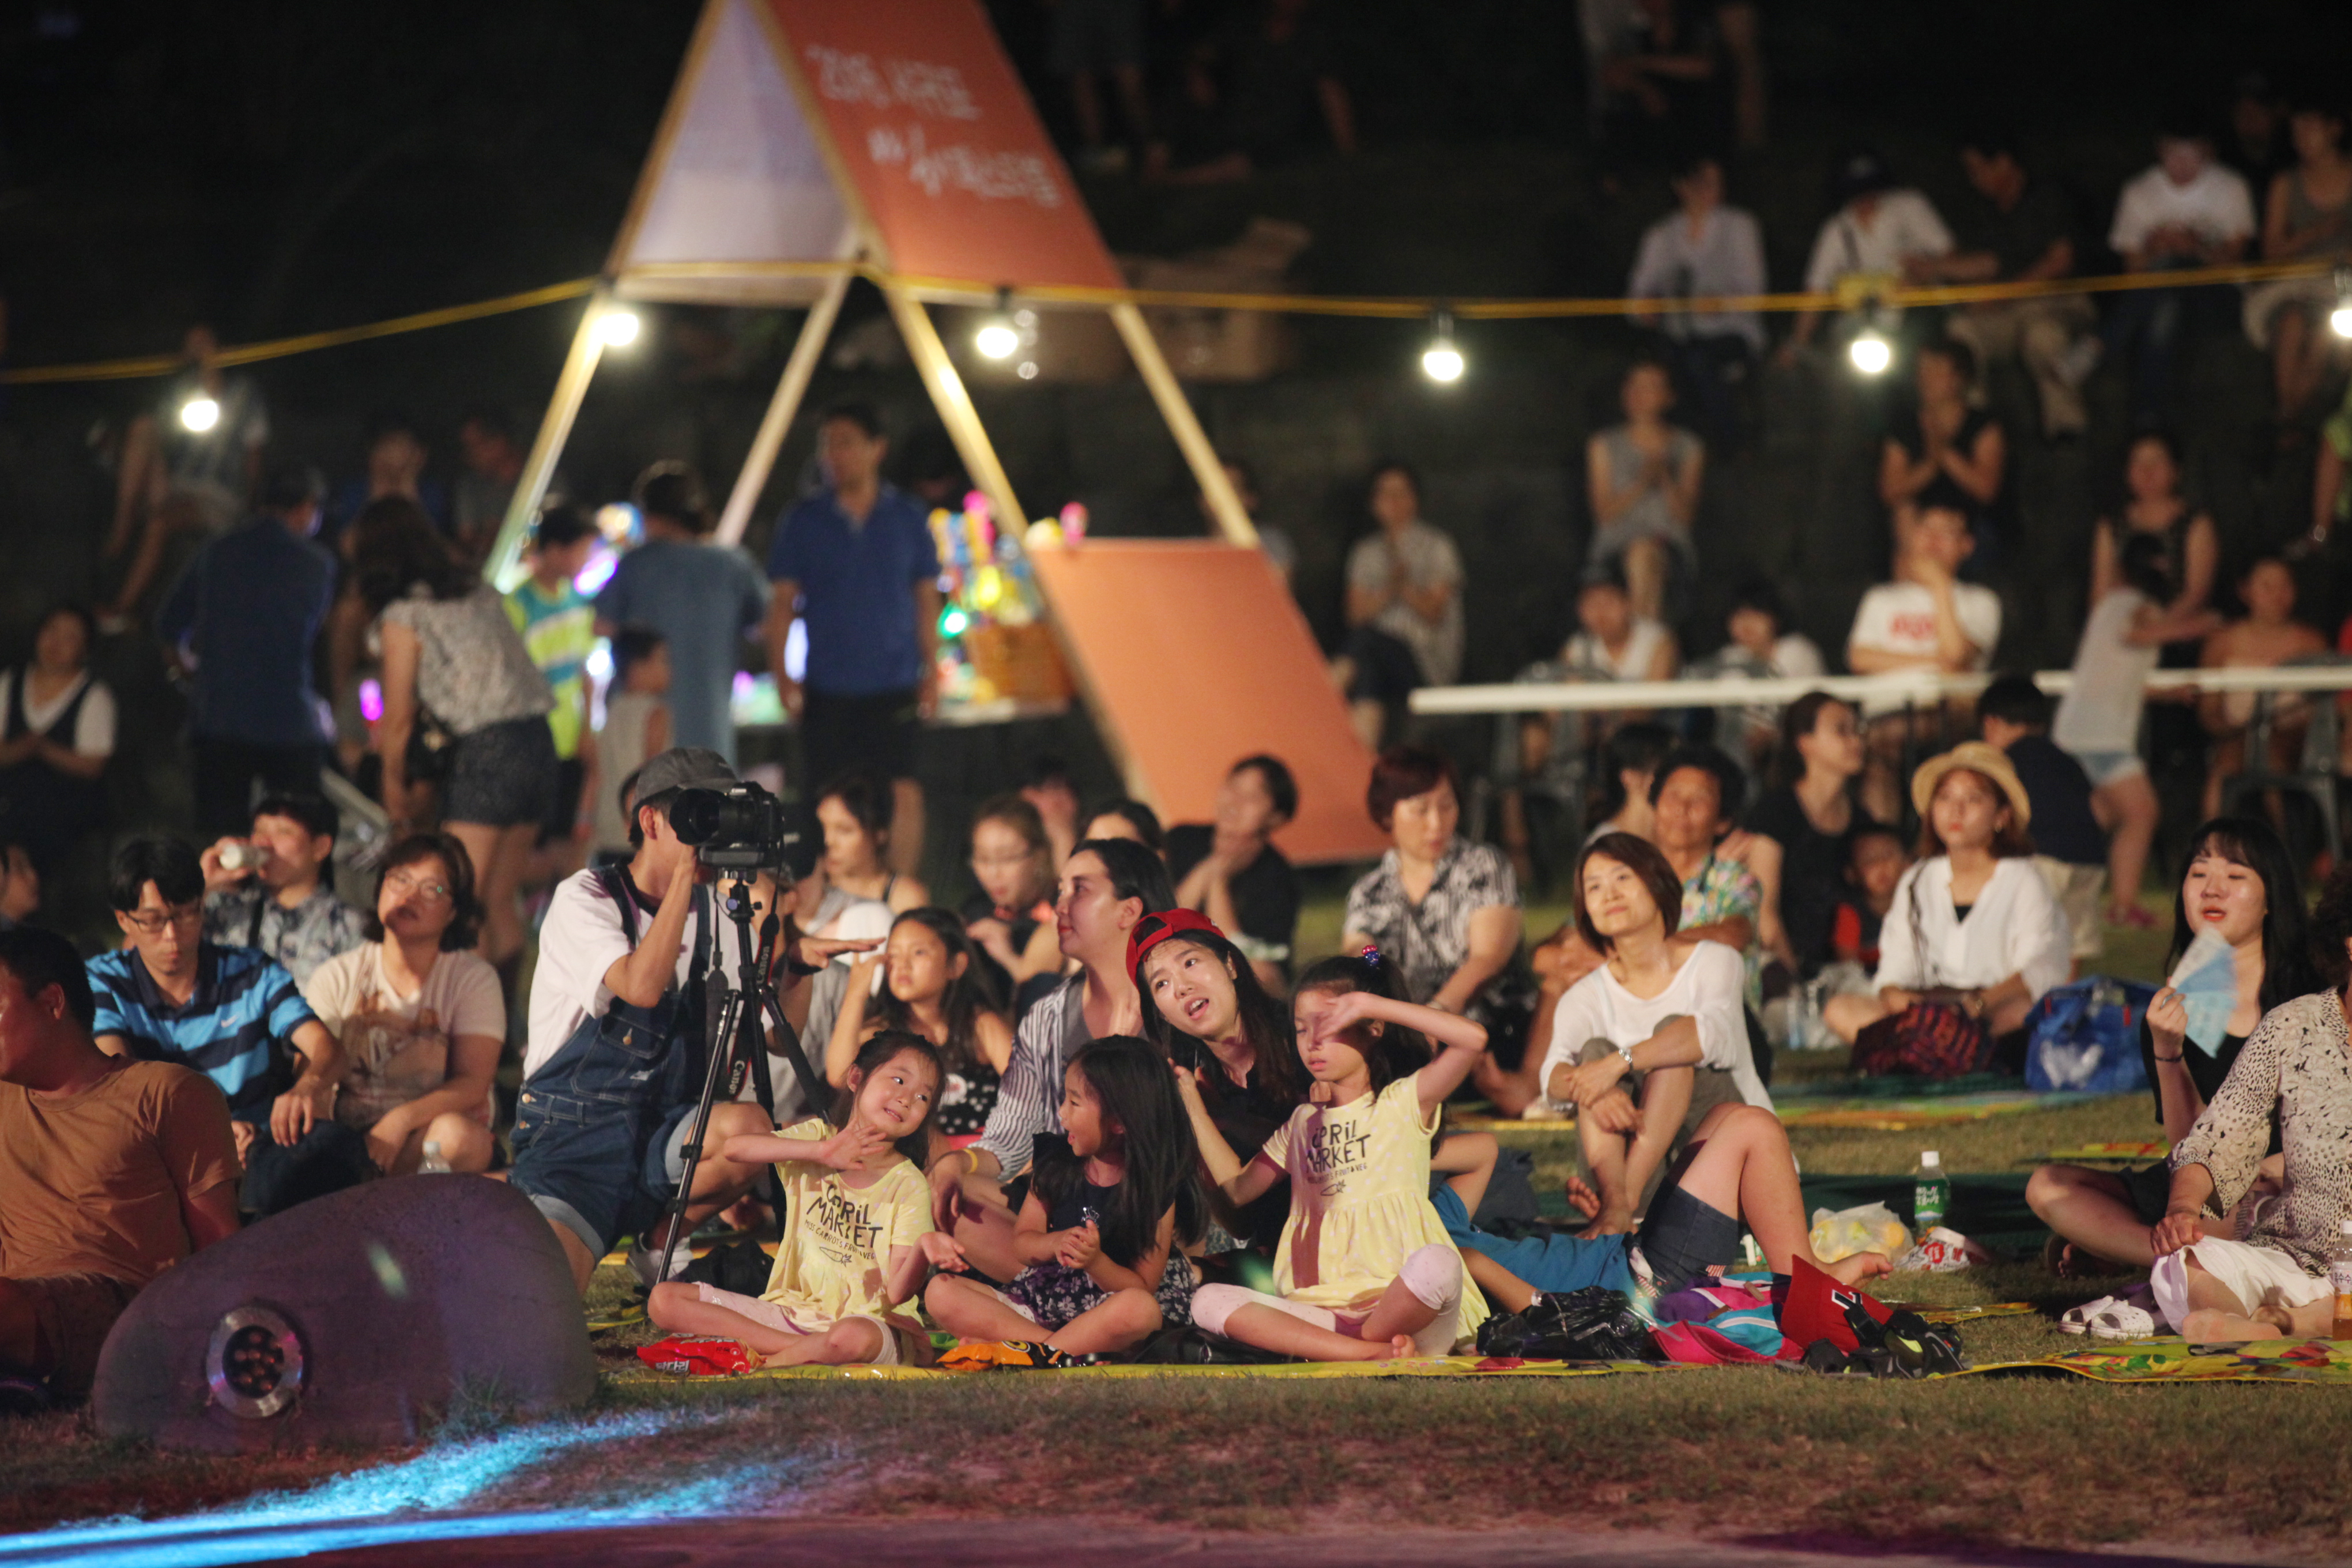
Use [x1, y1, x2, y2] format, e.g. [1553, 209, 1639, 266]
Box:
[509, 868, 710, 1258]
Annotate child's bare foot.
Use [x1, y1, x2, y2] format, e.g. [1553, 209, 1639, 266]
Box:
[1827, 1250, 1894, 1287]
[1585, 1205, 1636, 1237]
[1563, 1176, 1603, 1220]
[1385, 1334, 1419, 1359]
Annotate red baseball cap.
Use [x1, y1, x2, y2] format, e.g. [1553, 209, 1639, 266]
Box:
[1126, 907, 1224, 982]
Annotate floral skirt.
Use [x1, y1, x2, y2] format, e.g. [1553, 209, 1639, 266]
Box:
[1002, 1250, 1196, 1331]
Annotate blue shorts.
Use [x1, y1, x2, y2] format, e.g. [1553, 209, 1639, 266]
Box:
[508, 1088, 696, 1260]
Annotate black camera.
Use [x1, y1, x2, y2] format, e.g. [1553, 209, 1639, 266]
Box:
[669, 782, 817, 879]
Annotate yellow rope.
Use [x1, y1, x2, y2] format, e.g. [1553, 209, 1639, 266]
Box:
[2, 255, 2336, 386]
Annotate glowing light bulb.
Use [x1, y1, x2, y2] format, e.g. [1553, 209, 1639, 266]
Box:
[1420, 309, 1464, 383]
[1848, 331, 1893, 375]
[976, 321, 1019, 359]
[597, 310, 642, 348]
[180, 396, 221, 433]
[2332, 303, 2352, 340]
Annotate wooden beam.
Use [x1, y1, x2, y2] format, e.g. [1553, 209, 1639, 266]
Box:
[483, 290, 609, 587]
[715, 271, 851, 546]
[1108, 301, 1257, 547]
[879, 282, 1024, 538]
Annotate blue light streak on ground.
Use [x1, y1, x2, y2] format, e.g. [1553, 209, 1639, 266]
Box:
[0, 1412, 801, 1568]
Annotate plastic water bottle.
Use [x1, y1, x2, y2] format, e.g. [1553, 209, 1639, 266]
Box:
[1912, 1150, 1948, 1232]
[2330, 1220, 2352, 1340]
[418, 1140, 452, 1175]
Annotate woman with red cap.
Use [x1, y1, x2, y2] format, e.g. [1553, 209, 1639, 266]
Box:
[1131, 909, 1306, 1250]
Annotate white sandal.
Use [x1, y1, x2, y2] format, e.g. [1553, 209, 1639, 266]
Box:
[2089, 1302, 2157, 1340]
[2059, 1295, 2114, 1335]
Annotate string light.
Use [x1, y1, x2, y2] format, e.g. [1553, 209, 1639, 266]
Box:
[595, 309, 642, 348]
[1420, 308, 1464, 383]
[2331, 266, 2352, 340]
[179, 395, 221, 432]
[1848, 329, 1893, 375]
[975, 287, 1020, 360]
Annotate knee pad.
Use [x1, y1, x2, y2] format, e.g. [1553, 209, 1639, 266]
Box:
[1190, 1284, 1252, 1339]
[1399, 1245, 1463, 1314]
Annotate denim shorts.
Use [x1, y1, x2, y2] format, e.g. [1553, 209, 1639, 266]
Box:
[1635, 1183, 1743, 1295]
[508, 1088, 695, 1259]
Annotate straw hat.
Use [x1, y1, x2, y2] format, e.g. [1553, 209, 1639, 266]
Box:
[1910, 741, 2031, 828]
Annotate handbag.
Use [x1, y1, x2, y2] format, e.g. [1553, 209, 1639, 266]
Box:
[404, 702, 457, 783]
[1475, 1286, 1660, 1362]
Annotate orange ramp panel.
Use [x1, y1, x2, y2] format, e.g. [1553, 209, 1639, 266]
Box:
[1027, 540, 1388, 866]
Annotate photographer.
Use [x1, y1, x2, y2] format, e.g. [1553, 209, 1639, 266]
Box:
[510, 747, 873, 1291]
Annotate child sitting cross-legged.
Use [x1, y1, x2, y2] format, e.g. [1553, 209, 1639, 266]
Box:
[645, 1032, 943, 1367]
[1186, 951, 1494, 1361]
[923, 1035, 1206, 1367]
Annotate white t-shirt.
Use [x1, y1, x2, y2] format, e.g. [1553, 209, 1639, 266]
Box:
[0, 669, 116, 757]
[1846, 582, 2003, 670]
[1803, 190, 1954, 293]
[2053, 589, 2158, 754]
[2109, 162, 2257, 255]
[304, 941, 506, 1129]
[1541, 940, 1770, 1112]
[524, 867, 703, 1080]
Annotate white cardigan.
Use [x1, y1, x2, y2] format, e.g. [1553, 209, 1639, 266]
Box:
[1870, 856, 2071, 1002]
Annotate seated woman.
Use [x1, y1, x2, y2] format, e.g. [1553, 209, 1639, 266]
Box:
[1644, 744, 1759, 952]
[1081, 798, 1164, 857]
[827, 907, 1013, 1143]
[814, 772, 929, 915]
[2198, 556, 2327, 821]
[1586, 359, 1705, 624]
[2150, 866, 2352, 1341]
[1823, 742, 2071, 1053]
[1878, 337, 2007, 568]
[960, 794, 1065, 1011]
[1744, 693, 1871, 977]
[1536, 833, 1771, 1233]
[2028, 816, 2315, 1275]
[1341, 744, 1524, 1025]
[300, 832, 503, 1174]
[1133, 909, 1307, 1254]
[0, 604, 114, 877]
[1167, 755, 1302, 994]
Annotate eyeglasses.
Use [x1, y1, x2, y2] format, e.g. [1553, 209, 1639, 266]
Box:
[123, 905, 203, 936]
[386, 870, 453, 903]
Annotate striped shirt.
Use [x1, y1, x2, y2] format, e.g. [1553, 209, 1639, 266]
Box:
[88, 944, 320, 1122]
[975, 973, 1094, 1179]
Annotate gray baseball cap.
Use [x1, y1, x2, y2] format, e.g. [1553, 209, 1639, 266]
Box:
[632, 747, 738, 801]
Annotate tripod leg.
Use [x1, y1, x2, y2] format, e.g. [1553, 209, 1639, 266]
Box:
[651, 981, 745, 1288]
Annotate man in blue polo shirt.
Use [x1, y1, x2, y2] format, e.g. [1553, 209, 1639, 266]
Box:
[157, 462, 337, 839]
[87, 836, 364, 1217]
[763, 402, 941, 871]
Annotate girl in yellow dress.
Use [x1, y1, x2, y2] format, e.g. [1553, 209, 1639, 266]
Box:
[1188, 951, 1491, 1360]
[645, 1032, 941, 1367]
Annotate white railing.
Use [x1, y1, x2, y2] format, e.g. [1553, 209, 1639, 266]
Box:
[1407, 664, 2352, 716]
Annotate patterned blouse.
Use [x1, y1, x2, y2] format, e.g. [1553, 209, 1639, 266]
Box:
[1343, 837, 1520, 1007]
[2170, 990, 2352, 1274]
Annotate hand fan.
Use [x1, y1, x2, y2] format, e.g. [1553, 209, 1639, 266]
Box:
[2165, 926, 2236, 1056]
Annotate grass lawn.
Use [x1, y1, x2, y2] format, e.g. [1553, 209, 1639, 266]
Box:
[18, 891, 2327, 1556]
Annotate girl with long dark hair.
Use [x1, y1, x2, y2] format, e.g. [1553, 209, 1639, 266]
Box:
[827, 907, 1012, 1141]
[922, 1036, 1205, 1366]
[1132, 909, 1306, 1249]
[2028, 816, 2317, 1273]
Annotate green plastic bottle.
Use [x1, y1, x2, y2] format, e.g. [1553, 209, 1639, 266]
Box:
[1913, 1149, 1948, 1233]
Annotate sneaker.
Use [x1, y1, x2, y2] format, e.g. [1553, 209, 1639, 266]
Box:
[627, 1237, 696, 1290]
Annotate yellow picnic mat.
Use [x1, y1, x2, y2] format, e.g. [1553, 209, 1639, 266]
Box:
[617, 1354, 1672, 1384]
[1965, 1336, 2352, 1384]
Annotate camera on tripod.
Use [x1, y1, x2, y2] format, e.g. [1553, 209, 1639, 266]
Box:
[669, 782, 818, 878]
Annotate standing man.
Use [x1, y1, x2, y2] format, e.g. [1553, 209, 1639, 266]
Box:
[452, 408, 529, 566]
[594, 463, 767, 766]
[199, 793, 366, 987]
[157, 462, 337, 840]
[0, 926, 241, 1411]
[88, 837, 364, 1216]
[768, 405, 943, 875]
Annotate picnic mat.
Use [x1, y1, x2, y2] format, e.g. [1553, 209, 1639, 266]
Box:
[1461, 1077, 2113, 1133]
[619, 1352, 1670, 1383]
[1968, 1337, 2352, 1384]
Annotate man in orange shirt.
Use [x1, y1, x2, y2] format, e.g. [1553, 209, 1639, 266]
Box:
[0, 927, 241, 1410]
